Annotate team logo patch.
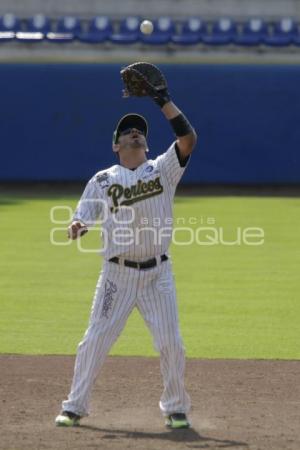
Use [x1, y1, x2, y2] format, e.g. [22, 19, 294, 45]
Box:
[96, 172, 110, 188]
[141, 165, 160, 179]
[145, 165, 154, 173]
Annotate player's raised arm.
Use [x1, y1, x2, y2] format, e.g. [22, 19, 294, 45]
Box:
[161, 101, 197, 159]
[120, 62, 197, 160]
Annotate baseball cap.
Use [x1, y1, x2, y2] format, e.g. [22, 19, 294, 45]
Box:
[113, 113, 148, 144]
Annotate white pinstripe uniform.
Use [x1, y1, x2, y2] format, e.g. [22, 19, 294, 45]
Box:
[62, 141, 191, 418]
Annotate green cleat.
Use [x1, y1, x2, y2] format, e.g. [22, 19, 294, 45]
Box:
[165, 413, 190, 429]
[55, 411, 81, 427]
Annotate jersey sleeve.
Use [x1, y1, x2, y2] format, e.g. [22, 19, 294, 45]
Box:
[72, 177, 104, 227]
[156, 141, 190, 186]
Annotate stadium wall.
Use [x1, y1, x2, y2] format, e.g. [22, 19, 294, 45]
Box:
[1, 63, 299, 184]
[1, 0, 300, 18]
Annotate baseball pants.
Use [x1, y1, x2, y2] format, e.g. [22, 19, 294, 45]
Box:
[62, 257, 191, 417]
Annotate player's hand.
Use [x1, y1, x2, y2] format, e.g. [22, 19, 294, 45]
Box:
[68, 221, 88, 240]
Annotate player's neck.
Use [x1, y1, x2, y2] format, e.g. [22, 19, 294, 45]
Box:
[119, 152, 147, 169]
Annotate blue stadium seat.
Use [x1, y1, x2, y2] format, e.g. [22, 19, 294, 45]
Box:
[16, 14, 50, 42]
[110, 16, 140, 44]
[202, 17, 237, 45]
[0, 13, 20, 41]
[234, 18, 268, 46]
[140, 17, 174, 45]
[47, 16, 80, 42]
[77, 16, 112, 43]
[292, 23, 300, 45]
[171, 17, 207, 45]
[28, 14, 51, 33]
[264, 18, 297, 46]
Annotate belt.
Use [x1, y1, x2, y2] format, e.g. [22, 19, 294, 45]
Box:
[109, 254, 168, 270]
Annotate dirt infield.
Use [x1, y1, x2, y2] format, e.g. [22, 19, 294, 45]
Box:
[0, 355, 299, 450]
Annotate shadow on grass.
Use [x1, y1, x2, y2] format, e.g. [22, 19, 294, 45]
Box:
[0, 182, 84, 200]
[1, 182, 300, 199]
[80, 424, 248, 448]
[0, 198, 24, 206]
[177, 184, 300, 198]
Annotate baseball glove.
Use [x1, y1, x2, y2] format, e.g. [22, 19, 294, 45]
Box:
[120, 62, 171, 108]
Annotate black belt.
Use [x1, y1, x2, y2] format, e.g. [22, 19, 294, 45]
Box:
[109, 254, 168, 270]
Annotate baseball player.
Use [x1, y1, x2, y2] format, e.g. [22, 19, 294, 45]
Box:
[55, 63, 197, 429]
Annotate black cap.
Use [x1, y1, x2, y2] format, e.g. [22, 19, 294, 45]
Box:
[113, 113, 148, 144]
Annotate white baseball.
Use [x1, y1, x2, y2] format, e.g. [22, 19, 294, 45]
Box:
[140, 20, 154, 35]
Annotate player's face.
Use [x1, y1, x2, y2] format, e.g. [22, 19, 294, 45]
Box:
[118, 128, 147, 151]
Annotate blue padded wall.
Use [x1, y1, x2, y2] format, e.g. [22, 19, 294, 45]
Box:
[0, 63, 299, 183]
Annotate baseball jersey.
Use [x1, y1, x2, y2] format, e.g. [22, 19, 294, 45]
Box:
[73, 142, 189, 260]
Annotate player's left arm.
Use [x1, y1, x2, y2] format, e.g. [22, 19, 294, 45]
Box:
[161, 101, 197, 163]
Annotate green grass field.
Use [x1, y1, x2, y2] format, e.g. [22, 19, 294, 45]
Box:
[0, 190, 299, 359]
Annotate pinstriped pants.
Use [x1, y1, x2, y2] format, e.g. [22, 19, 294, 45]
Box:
[62, 258, 191, 417]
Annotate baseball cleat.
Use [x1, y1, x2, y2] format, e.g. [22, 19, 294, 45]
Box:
[55, 410, 81, 427]
[165, 413, 190, 429]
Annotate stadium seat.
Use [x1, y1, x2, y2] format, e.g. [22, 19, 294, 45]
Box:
[264, 18, 297, 46]
[234, 18, 268, 46]
[292, 22, 300, 45]
[77, 16, 112, 43]
[171, 17, 207, 45]
[16, 14, 50, 42]
[110, 16, 140, 44]
[140, 17, 174, 45]
[47, 16, 80, 42]
[0, 13, 20, 42]
[202, 17, 237, 45]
